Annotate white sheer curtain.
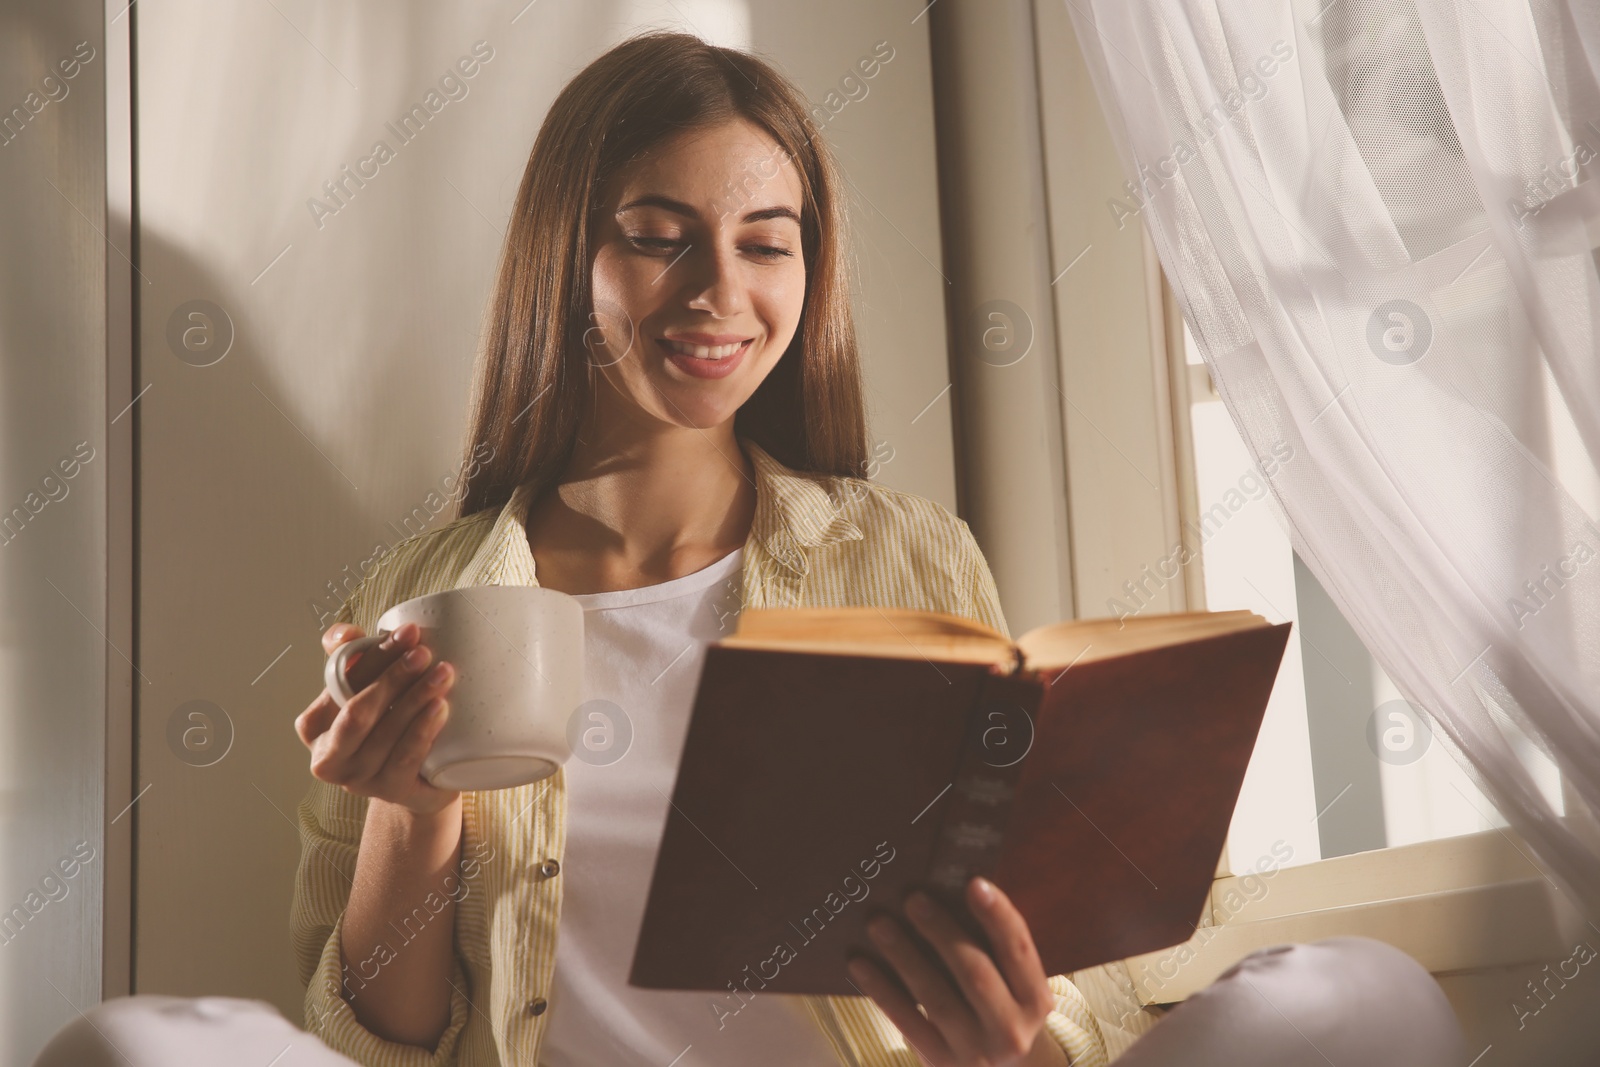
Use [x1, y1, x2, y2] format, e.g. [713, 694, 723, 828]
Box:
[1065, 0, 1600, 921]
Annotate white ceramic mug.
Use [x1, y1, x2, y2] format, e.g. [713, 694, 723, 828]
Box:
[323, 585, 583, 790]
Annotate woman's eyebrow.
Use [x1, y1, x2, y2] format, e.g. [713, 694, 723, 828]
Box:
[740, 205, 801, 224]
[615, 194, 800, 225]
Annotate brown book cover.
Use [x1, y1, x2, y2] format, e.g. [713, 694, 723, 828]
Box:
[627, 609, 1293, 997]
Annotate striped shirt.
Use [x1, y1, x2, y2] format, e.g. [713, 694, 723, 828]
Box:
[292, 435, 1110, 1067]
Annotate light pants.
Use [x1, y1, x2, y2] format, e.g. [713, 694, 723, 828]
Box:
[33, 937, 1466, 1066]
[1115, 937, 1468, 1067]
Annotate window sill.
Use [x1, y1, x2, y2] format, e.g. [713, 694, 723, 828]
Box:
[1125, 827, 1592, 1004]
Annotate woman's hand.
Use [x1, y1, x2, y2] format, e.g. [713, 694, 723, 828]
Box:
[294, 621, 462, 817]
[846, 876, 1068, 1067]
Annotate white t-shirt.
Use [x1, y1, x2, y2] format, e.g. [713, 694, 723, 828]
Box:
[539, 546, 839, 1066]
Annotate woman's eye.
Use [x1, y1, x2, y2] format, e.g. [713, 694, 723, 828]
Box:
[747, 245, 794, 260]
[627, 236, 682, 253]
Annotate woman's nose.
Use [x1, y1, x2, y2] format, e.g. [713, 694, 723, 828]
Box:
[684, 243, 747, 315]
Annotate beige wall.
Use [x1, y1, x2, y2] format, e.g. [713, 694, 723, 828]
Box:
[133, 0, 955, 1021]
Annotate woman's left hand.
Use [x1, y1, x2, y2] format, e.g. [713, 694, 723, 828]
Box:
[846, 876, 1067, 1067]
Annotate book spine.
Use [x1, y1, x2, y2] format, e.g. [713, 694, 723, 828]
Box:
[920, 669, 1040, 929]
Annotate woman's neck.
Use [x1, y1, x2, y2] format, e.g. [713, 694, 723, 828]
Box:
[523, 420, 757, 596]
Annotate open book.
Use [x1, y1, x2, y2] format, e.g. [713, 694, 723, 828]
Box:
[628, 607, 1293, 997]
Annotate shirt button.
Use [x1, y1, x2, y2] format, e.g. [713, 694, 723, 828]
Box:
[538, 858, 560, 878]
[526, 997, 548, 1016]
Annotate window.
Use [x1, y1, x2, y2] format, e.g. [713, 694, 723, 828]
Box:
[1177, 316, 1562, 874]
[1032, 0, 1578, 1008]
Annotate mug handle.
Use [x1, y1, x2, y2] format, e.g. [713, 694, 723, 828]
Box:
[323, 632, 389, 707]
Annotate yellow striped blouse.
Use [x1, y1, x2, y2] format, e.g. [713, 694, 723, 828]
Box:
[292, 435, 1112, 1067]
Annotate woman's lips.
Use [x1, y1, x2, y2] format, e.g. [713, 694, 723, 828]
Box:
[659, 337, 749, 359]
[657, 336, 751, 380]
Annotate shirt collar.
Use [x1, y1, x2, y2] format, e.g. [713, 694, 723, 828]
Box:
[740, 435, 864, 573]
[467, 434, 863, 588]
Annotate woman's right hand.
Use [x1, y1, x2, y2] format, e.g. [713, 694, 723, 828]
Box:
[295, 621, 461, 817]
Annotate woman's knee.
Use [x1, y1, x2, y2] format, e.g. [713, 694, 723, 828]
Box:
[32, 995, 360, 1067]
[1209, 936, 1468, 1066]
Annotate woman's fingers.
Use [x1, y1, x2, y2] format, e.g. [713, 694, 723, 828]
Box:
[316, 628, 429, 774]
[858, 911, 985, 1061]
[300, 622, 403, 749]
[372, 695, 457, 808]
[847, 881, 1056, 1066]
[320, 622, 359, 655]
[297, 624, 372, 747]
[962, 877, 1054, 1019]
[845, 950, 952, 1065]
[899, 884, 1049, 1059]
[298, 620, 463, 814]
[294, 690, 341, 749]
[345, 657, 456, 784]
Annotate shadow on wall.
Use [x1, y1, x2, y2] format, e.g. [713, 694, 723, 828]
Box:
[124, 0, 677, 1035]
[126, 0, 953, 1043]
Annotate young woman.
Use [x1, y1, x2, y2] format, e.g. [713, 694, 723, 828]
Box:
[290, 29, 1091, 1067]
[290, 29, 1467, 1067]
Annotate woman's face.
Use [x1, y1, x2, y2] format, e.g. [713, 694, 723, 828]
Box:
[585, 118, 807, 434]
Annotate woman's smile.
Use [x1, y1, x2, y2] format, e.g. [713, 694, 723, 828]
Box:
[655, 334, 754, 380]
[658, 332, 751, 359]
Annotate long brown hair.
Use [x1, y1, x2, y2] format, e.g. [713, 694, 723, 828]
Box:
[454, 30, 867, 520]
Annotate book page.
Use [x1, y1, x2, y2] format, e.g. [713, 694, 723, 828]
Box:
[1016, 609, 1267, 671]
[720, 606, 1015, 668]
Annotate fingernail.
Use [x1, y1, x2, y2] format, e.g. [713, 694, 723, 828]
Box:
[846, 957, 873, 983]
[867, 918, 895, 946]
[972, 877, 996, 904]
[403, 646, 429, 669]
[905, 892, 936, 921]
